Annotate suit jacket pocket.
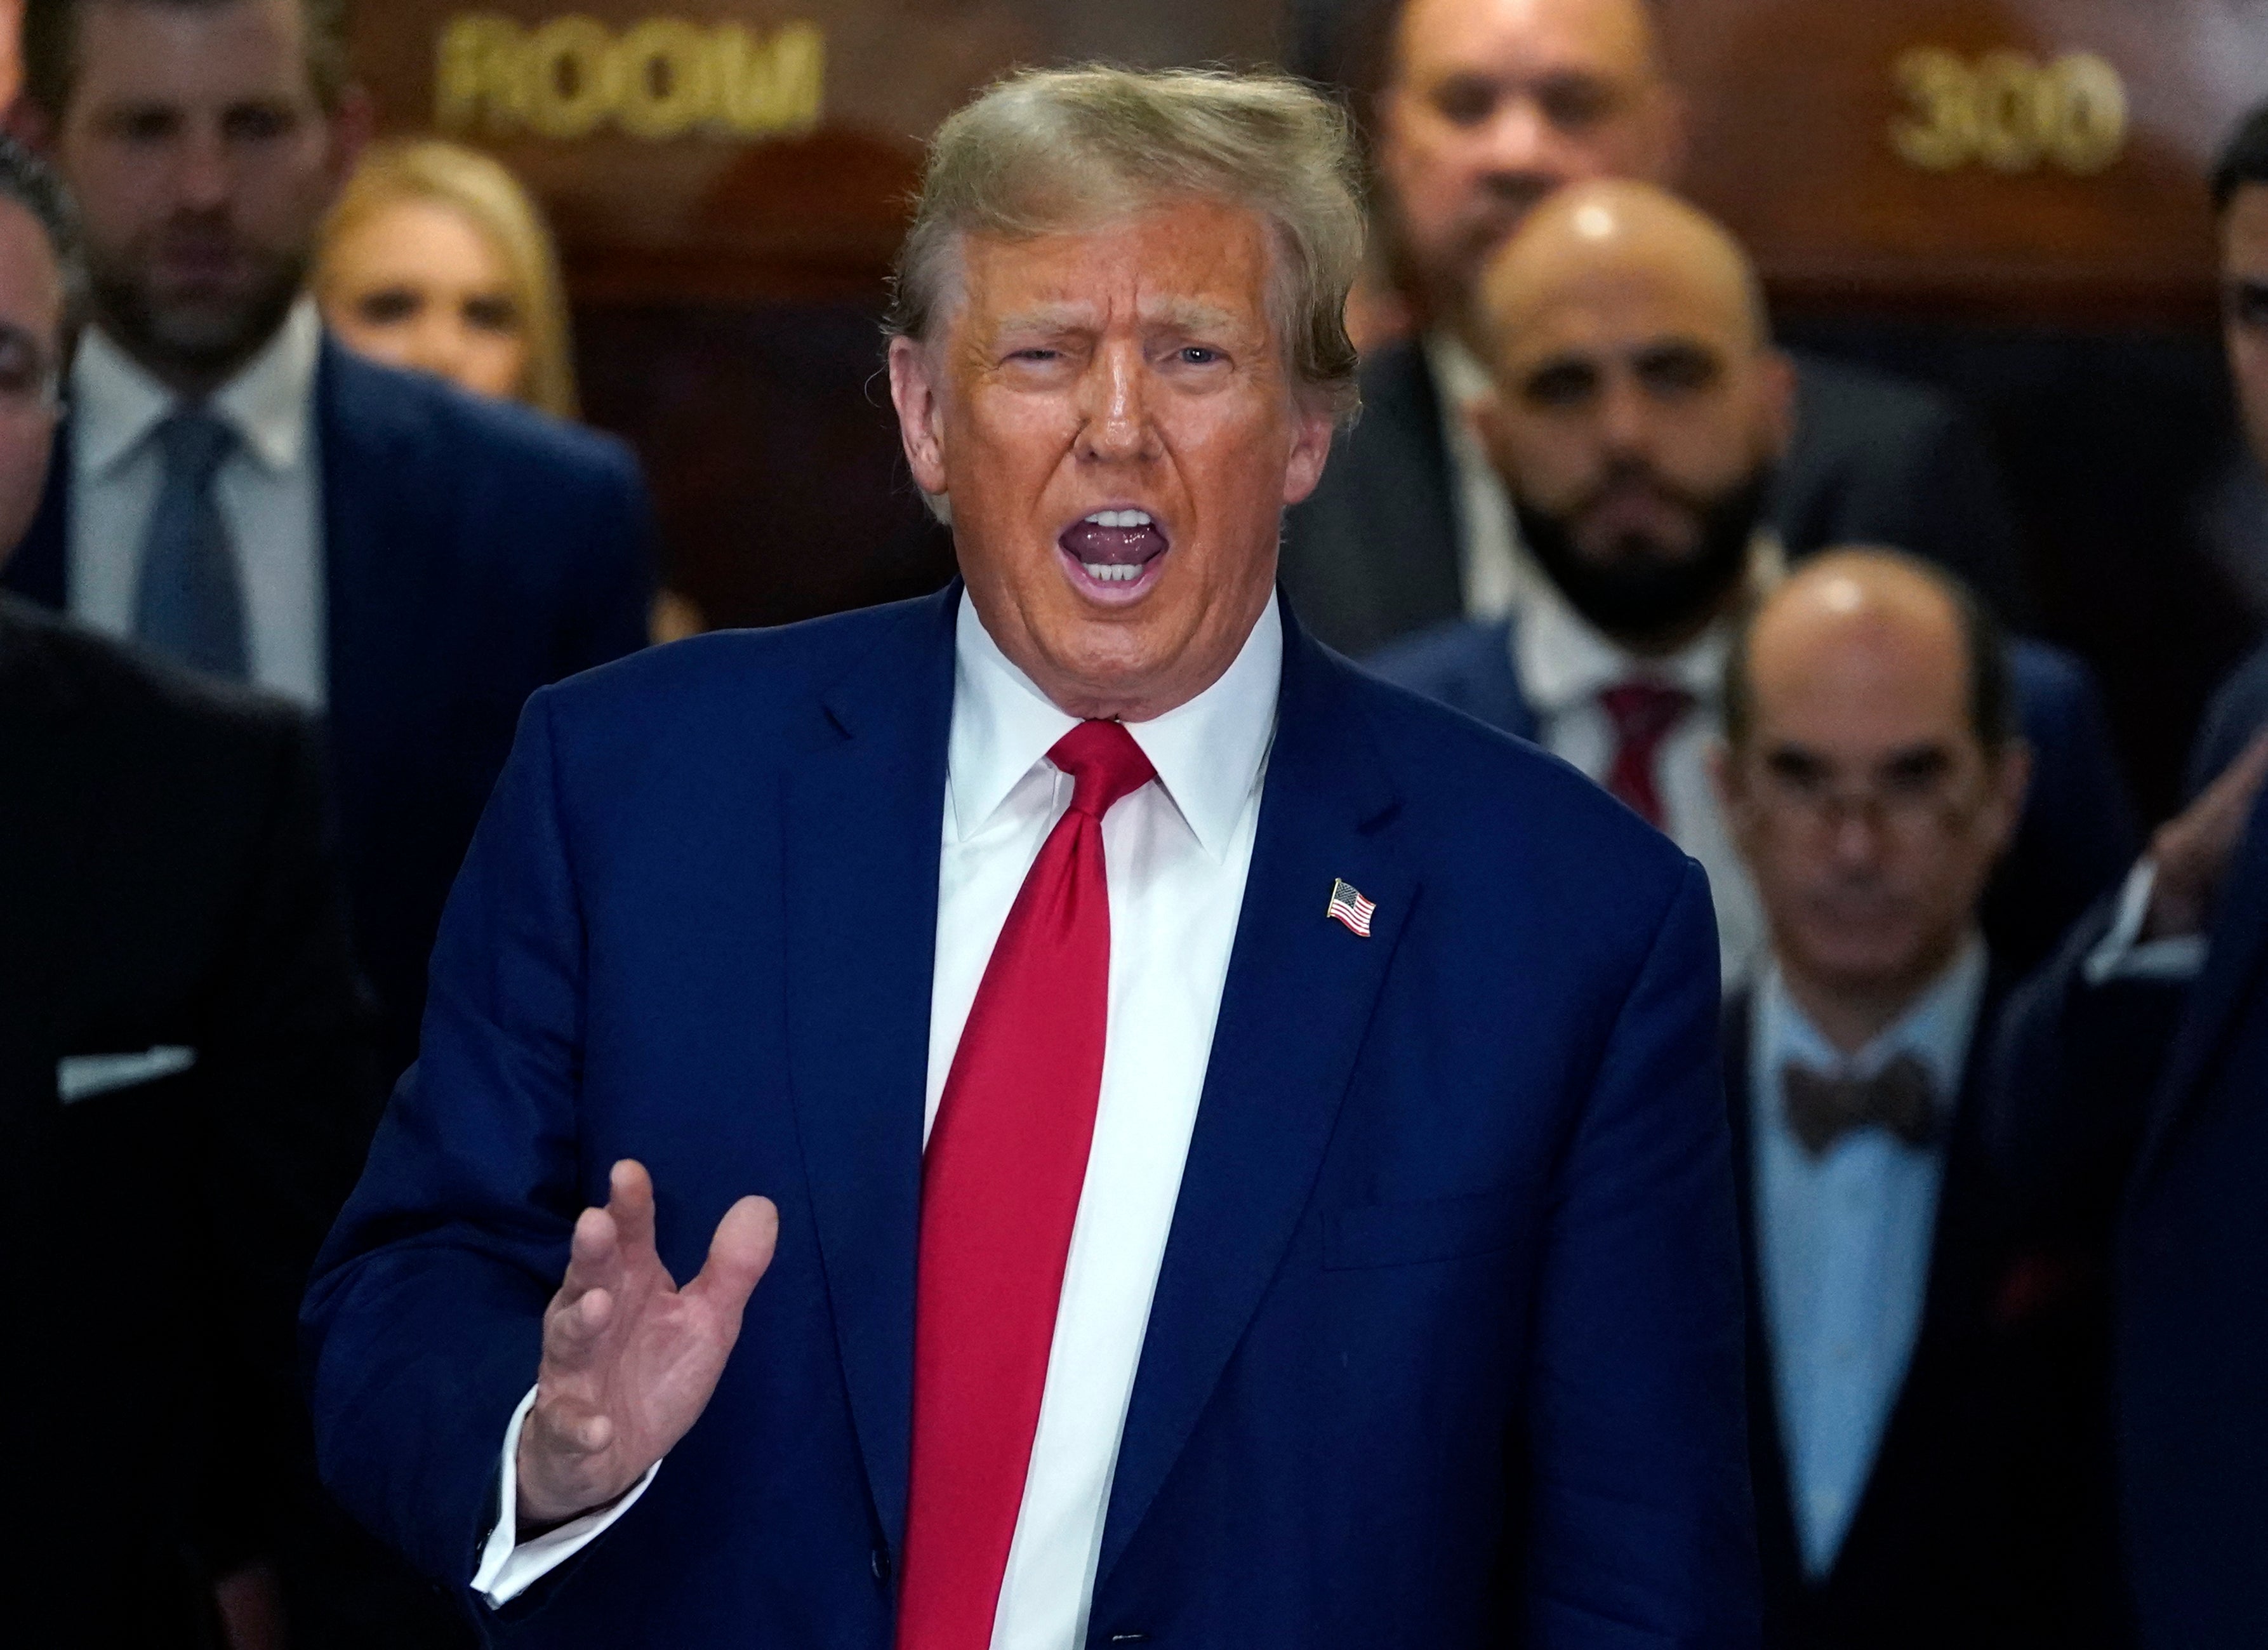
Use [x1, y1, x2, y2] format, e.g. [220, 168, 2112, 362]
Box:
[57, 1046, 198, 1103]
[1324, 1186, 1527, 1271]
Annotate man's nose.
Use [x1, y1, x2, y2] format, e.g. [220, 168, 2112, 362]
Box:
[173, 125, 233, 212]
[1478, 97, 1564, 183]
[1075, 343, 1158, 463]
[1597, 371, 1655, 460]
[1827, 803, 1889, 871]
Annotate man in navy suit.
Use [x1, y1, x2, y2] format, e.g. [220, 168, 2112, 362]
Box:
[1368, 182, 2132, 983]
[1712, 554, 2121, 1647]
[303, 66, 1756, 1647]
[8, 0, 654, 1086]
[1982, 100, 2268, 1649]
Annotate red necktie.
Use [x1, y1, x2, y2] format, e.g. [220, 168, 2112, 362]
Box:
[896, 719, 1157, 1650]
[1598, 679, 1694, 830]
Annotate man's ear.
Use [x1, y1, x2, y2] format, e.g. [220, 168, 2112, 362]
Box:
[6, 98, 55, 154]
[1757, 347, 1798, 463]
[887, 334, 950, 502]
[1281, 396, 1337, 507]
[1648, 84, 1692, 184]
[1469, 387, 1516, 481]
[1983, 738, 2034, 858]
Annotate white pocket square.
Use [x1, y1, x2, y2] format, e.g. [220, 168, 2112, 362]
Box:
[58, 1046, 197, 1103]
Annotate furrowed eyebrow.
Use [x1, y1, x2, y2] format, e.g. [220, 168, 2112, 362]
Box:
[993, 307, 1093, 335]
[1143, 302, 1240, 333]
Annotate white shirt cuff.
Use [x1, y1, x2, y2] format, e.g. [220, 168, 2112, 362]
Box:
[470, 1387, 661, 1607]
[2083, 860, 2211, 986]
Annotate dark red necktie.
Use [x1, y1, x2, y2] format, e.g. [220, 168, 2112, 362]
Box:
[895, 719, 1157, 1650]
[1599, 679, 1695, 830]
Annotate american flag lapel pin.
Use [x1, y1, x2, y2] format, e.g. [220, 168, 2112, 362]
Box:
[1326, 878, 1376, 938]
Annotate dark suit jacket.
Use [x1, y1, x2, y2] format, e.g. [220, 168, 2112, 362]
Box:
[1993, 731, 2268, 1649]
[0, 597, 375, 1647]
[303, 586, 1758, 1646]
[1365, 616, 2137, 978]
[1725, 983, 2123, 1649]
[5, 339, 655, 1085]
[1280, 339, 2032, 659]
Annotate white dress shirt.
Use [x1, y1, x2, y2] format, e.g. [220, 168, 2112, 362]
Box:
[1513, 552, 1780, 983]
[1749, 940, 1984, 1574]
[475, 591, 1282, 1650]
[67, 299, 327, 707]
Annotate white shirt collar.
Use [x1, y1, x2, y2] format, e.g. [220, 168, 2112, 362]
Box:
[1424, 330, 1493, 415]
[72, 296, 321, 478]
[948, 589, 1282, 863]
[1514, 533, 1786, 717]
[1760, 934, 1989, 1108]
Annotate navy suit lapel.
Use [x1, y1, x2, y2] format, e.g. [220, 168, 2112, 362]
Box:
[781, 585, 958, 1552]
[1097, 611, 1415, 1586]
[315, 341, 419, 755]
[4, 422, 71, 607]
[2137, 788, 2268, 1181]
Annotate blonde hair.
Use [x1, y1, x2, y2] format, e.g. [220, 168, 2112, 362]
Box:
[887, 65, 1365, 423]
[319, 138, 580, 420]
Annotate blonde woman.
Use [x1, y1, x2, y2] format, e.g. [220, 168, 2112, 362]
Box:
[317, 137, 579, 418]
[320, 140, 708, 636]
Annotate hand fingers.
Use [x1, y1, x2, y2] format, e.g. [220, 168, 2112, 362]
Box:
[529, 1387, 617, 1459]
[685, 1195, 779, 1317]
[554, 1204, 622, 1310]
[542, 1283, 615, 1369]
[606, 1159, 660, 1264]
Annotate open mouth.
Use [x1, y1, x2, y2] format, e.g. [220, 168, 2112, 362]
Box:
[1058, 508, 1170, 601]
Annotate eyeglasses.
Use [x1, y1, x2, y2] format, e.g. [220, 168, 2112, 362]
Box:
[1744, 754, 1992, 839]
[0, 324, 60, 416]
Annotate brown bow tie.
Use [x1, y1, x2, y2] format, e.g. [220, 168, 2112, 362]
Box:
[1781, 1053, 1941, 1157]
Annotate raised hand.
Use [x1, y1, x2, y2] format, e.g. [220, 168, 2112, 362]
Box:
[2147, 728, 2268, 940]
[515, 1160, 779, 1527]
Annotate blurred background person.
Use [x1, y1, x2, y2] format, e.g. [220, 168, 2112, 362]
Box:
[1369, 180, 2134, 982]
[0, 132, 376, 1650]
[317, 135, 576, 418]
[317, 136, 706, 640]
[1715, 551, 2123, 1649]
[8, 0, 658, 1642]
[7, 0, 654, 1088]
[1282, 0, 2027, 658]
[1988, 97, 2268, 1650]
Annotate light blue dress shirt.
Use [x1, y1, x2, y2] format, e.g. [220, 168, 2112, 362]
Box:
[1750, 938, 1987, 1578]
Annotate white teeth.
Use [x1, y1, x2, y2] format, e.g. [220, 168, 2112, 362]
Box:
[1082, 509, 1154, 529]
[1080, 561, 1143, 583]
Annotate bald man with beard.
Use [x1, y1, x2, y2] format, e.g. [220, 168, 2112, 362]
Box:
[1370, 182, 2136, 985]
[1281, 0, 2029, 656]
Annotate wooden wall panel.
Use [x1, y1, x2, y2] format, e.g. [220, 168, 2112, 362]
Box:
[352, 0, 1288, 301]
[1660, 0, 2268, 323]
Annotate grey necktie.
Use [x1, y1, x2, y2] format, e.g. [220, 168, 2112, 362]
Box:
[133, 408, 248, 680]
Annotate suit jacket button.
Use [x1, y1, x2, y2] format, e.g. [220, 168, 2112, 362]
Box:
[871, 1548, 892, 1585]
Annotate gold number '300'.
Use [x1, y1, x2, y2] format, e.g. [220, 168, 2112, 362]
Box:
[1890, 48, 2127, 176]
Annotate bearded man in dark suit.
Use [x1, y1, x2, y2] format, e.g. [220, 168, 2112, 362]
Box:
[1281, 0, 2029, 658]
